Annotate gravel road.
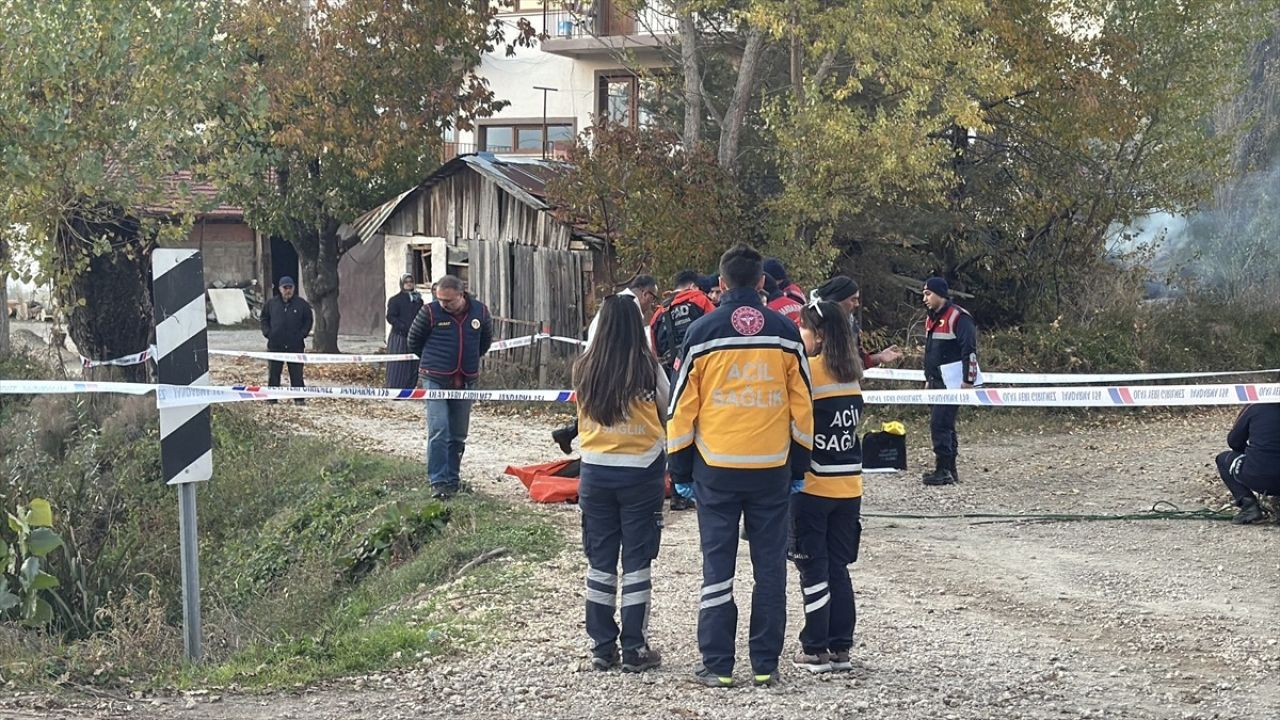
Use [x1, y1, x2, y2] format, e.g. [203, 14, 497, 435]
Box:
[3, 353, 1278, 720]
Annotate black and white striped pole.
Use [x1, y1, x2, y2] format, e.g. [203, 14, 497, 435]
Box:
[152, 248, 212, 662]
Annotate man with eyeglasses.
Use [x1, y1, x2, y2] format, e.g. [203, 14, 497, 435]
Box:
[408, 274, 494, 499]
[551, 275, 660, 454]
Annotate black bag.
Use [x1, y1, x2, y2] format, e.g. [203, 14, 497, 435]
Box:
[862, 430, 907, 471]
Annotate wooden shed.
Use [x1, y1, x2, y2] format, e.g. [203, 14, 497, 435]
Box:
[337, 153, 602, 341]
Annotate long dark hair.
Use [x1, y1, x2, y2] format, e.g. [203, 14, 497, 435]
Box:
[574, 295, 659, 427]
[800, 301, 862, 383]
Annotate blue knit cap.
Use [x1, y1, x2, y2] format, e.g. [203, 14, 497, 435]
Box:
[924, 276, 949, 299]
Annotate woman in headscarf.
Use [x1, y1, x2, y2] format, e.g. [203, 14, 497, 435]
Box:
[385, 273, 424, 389]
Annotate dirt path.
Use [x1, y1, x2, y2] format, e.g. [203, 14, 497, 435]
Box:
[5, 381, 1279, 719]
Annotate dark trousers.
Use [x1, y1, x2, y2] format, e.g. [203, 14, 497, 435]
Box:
[694, 478, 790, 676]
[1216, 450, 1280, 504]
[267, 360, 305, 389]
[579, 474, 665, 657]
[790, 494, 862, 654]
[930, 403, 959, 459]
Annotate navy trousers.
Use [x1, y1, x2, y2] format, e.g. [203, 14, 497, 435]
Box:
[790, 493, 862, 654]
[694, 478, 790, 676]
[579, 474, 665, 657]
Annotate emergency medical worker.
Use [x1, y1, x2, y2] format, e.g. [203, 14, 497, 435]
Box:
[813, 275, 902, 369]
[668, 242, 814, 688]
[921, 277, 978, 486]
[573, 295, 668, 673]
[552, 275, 660, 454]
[789, 299, 864, 674]
[1215, 401, 1280, 524]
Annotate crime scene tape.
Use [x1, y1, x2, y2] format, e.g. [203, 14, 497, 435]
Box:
[208, 349, 419, 363]
[863, 366, 1280, 384]
[7, 379, 1280, 409]
[81, 346, 156, 368]
[204, 333, 585, 364]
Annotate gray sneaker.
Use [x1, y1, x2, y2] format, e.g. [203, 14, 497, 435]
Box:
[691, 666, 734, 688]
[591, 648, 620, 671]
[792, 650, 832, 674]
[829, 650, 853, 671]
[621, 646, 662, 673]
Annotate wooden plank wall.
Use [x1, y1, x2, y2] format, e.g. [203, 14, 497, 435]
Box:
[375, 166, 589, 341]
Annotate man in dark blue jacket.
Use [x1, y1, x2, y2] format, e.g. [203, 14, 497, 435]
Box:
[408, 275, 493, 499]
[260, 276, 313, 403]
[921, 277, 978, 486]
[1216, 402, 1280, 524]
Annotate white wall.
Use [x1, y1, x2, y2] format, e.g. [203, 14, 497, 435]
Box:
[457, 8, 670, 151]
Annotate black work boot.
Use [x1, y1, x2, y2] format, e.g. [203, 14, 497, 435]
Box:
[551, 420, 579, 454]
[922, 456, 956, 486]
[946, 455, 960, 484]
[1232, 497, 1264, 525]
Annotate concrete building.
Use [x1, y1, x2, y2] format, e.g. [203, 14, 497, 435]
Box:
[446, 1, 675, 158]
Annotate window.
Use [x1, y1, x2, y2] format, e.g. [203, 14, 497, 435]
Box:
[499, 0, 562, 14]
[480, 123, 575, 154]
[596, 73, 657, 129]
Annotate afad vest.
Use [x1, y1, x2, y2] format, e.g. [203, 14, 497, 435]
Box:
[418, 299, 489, 379]
[804, 357, 864, 498]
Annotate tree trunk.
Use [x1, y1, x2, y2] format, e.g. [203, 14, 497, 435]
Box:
[0, 237, 9, 359]
[717, 29, 766, 174]
[56, 213, 153, 382]
[678, 11, 702, 151]
[295, 217, 344, 353]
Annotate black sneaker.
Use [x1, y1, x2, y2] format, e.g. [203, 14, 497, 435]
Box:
[670, 496, 694, 511]
[923, 470, 957, 486]
[592, 648, 620, 671]
[691, 666, 734, 688]
[430, 486, 457, 500]
[621, 646, 662, 673]
[752, 670, 780, 687]
[1232, 499, 1264, 525]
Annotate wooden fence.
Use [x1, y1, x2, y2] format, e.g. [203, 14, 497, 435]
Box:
[482, 314, 582, 388]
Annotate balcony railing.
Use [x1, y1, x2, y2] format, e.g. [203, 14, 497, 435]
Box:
[440, 140, 572, 162]
[541, 2, 675, 41]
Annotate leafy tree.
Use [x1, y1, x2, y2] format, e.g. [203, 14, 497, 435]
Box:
[0, 1, 238, 379]
[546, 124, 744, 288]
[217, 0, 536, 352]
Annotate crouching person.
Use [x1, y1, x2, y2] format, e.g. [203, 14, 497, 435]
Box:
[791, 300, 865, 673]
[1216, 402, 1280, 524]
[574, 295, 668, 672]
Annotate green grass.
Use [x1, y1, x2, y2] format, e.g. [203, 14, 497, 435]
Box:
[0, 380, 564, 691]
[192, 492, 558, 689]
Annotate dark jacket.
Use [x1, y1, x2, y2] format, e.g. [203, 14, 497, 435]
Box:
[386, 290, 424, 338]
[649, 288, 717, 368]
[260, 295, 314, 351]
[667, 286, 814, 490]
[1227, 404, 1280, 479]
[924, 301, 978, 388]
[407, 294, 493, 386]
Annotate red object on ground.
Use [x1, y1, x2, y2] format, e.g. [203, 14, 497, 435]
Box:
[504, 459, 673, 503]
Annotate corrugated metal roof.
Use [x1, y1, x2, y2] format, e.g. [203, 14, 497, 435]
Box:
[339, 153, 568, 246]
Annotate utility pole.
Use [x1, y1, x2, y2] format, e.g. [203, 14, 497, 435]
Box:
[533, 86, 559, 159]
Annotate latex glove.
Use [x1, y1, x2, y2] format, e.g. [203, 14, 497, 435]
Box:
[674, 482, 695, 499]
[790, 477, 805, 495]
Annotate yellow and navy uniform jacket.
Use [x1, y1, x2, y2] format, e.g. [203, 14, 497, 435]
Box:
[666, 286, 814, 489]
[803, 356, 864, 499]
[578, 367, 670, 484]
